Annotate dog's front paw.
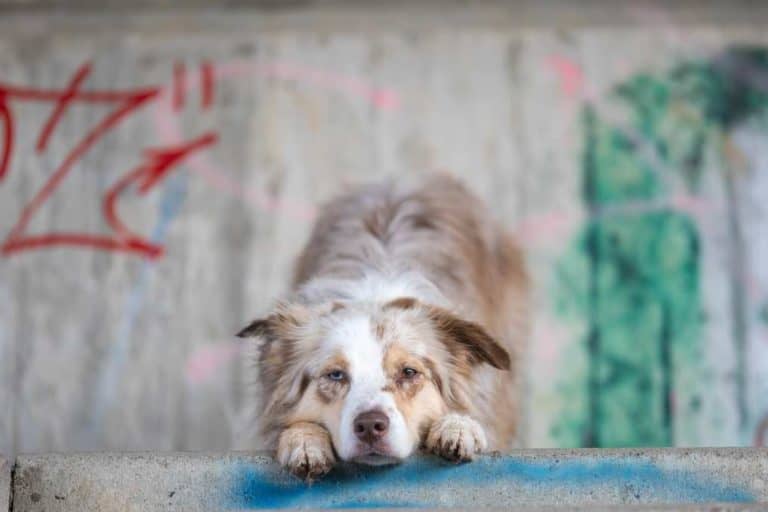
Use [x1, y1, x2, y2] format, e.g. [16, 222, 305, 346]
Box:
[276, 422, 336, 482]
[425, 414, 488, 462]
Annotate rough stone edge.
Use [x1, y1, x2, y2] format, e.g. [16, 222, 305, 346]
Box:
[0, 455, 10, 512]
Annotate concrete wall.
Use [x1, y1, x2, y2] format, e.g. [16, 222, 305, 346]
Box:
[2, 2, 768, 456]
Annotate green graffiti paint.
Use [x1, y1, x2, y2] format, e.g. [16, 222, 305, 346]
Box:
[760, 303, 768, 326]
[553, 47, 768, 447]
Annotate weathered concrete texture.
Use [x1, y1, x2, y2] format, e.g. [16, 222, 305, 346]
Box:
[1, 455, 10, 512]
[10, 449, 768, 511]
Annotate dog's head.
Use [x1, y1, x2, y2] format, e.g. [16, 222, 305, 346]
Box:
[238, 297, 510, 465]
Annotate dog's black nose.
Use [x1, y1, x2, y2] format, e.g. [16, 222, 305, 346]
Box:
[353, 409, 389, 444]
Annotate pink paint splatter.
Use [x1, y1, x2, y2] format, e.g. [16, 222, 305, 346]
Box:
[512, 193, 717, 250]
[533, 322, 572, 370]
[755, 414, 768, 446]
[514, 210, 582, 248]
[548, 55, 584, 99]
[185, 341, 242, 385]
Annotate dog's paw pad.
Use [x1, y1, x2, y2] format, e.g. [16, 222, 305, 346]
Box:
[426, 414, 487, 462]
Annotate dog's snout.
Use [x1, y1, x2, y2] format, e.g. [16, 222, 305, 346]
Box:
[353, 409, 389, 444]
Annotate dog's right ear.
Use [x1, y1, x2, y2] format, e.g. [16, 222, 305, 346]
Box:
[236, 303, 312, 343]
[237, 303, 314, 421]
[236, 318, 271, 339]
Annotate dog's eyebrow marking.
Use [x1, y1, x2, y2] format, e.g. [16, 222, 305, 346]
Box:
[409, 213, 436, 231]
[383, 297, 418, 310]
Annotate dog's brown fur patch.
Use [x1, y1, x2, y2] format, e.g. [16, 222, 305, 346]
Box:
[315, 355, 350, 404]
[384, 297, 418, 310]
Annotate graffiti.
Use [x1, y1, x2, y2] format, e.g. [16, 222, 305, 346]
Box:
[225, 455, 754, 508]
[554, 111, 702, 447]
[0, 61, 218, 258]
[173, 61, 186, 111]
[0, 59, 402, 259]
[101, 133, 217, 258]
[548, 55, 585, 99]
[201, 61, 215, 109]
[553, 47, 768, 447]
[172, 61, 215, 111]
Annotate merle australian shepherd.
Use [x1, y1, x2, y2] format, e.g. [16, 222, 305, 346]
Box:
[238, 174, 529, 481]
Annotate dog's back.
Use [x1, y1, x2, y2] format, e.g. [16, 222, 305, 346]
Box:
[292, 174, 529, 447]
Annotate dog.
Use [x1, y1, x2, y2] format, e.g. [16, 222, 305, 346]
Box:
[238, 174, 528, 481]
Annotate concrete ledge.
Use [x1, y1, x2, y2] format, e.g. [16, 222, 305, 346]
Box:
[7, 449, 768, 511]
[1, 455, 10, 512]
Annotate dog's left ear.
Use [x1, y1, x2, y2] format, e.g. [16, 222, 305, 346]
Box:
[384, 297, 511, 371]
[426, 306, 511, 371]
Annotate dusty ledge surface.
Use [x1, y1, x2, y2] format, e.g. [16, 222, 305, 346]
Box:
[2, 448, 767, 511]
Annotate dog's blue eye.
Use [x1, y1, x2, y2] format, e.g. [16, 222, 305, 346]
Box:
[327, 370, 346, 381]
[402, 367, 418, 378]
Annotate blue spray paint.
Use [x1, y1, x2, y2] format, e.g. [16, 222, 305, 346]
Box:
[87, 171, 188, 438]
[225, 456, 754, 509]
